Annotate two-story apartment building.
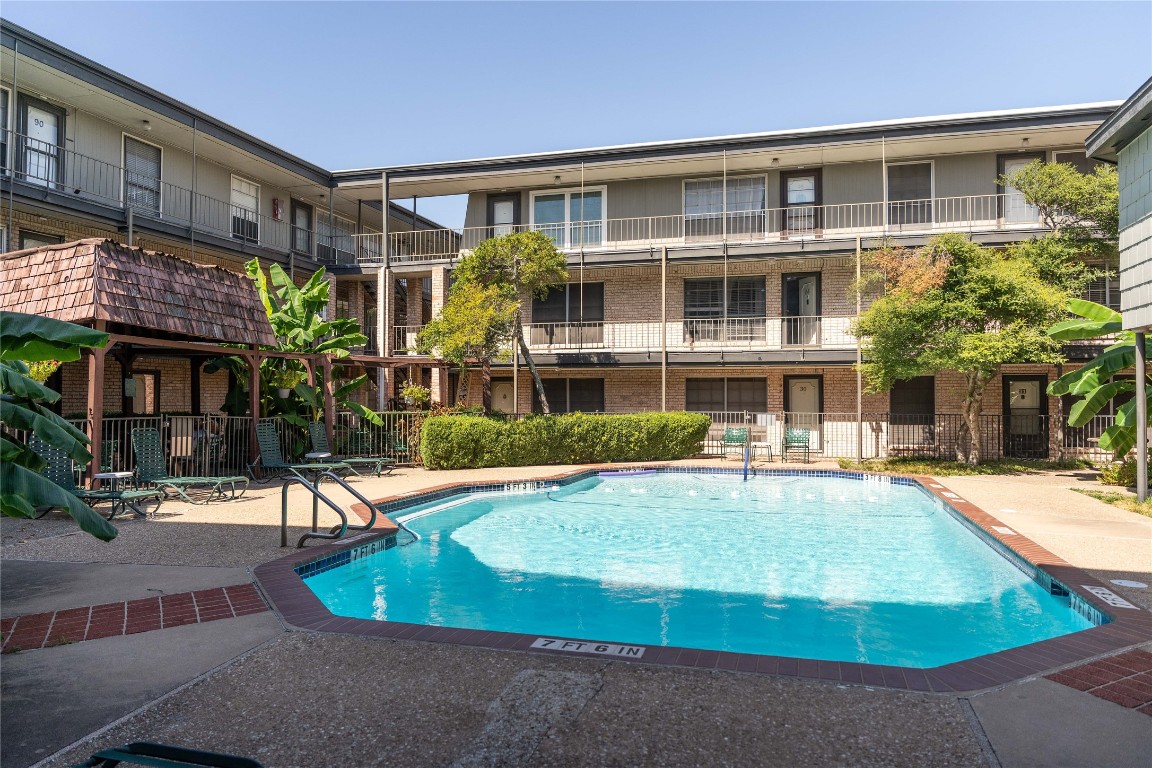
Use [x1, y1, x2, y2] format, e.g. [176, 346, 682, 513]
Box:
[329, 103, 1121, 459]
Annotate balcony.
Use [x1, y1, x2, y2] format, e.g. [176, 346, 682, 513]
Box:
[348, 194, 1048, 265]
[391, 316, 855, 357]
[1, 133, 367, 258]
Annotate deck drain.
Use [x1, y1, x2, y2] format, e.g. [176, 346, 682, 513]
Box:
[1110, 579, 1148, 589]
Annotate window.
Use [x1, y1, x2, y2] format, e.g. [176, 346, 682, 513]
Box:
[685, 377, 767, 415]
[684, 176, 766, 239]
[0, 89, 9, 175]
[530, 187, 604, 248]
[19, 230, 63, 250]
[1082, 274, 1121, 311]
[887, 162, 932, 227]
[230, 175, 259, 242]
[17, 94, 65, 188]
[123, 136, 162, 214]
[126, 371, 159, 415]
[335, 283, 351, 320]
[781, 170, 821, 233]
[533, 378, 605, 414]
[890, 376, 936, 449]
[316, 213, 355, 264]
[683, 277, 765, 342]
[291, 200, 313, 254]
[530, 282, 604, 345]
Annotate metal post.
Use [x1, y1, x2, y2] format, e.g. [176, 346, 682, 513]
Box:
[661, 245, 668, 411]
[190, 119, 197, 259]
[377, 172, 390, 410]
[7, 41, 17, 252]
[512, 346, 519, 414]
[856, 236, 863, 462]
[1137, 331, 1148, 502]
[126, 207, 134, 246]
[86, 345, 106, 487]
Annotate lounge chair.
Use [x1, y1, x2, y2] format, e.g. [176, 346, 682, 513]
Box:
[131, 428, 248, 504]
[721, 427, 750, 460]
[76, 741, 263, 767]
[248, 422, 350, 483]
[781, 427, 812, 463]
[390, 431, 412, 464]
[30, 436, 163, 520]
[307, 422, 395, 477]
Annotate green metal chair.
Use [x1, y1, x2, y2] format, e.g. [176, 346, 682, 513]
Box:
[721, 427, 750, 460]
[131, 428, 248, 504]
[781, 427, 812, 463]
[307, 422, 395, 477]
[74, 741, 264, 767]
[249, 422, 350, 483]
[390, 431, 412, 464]
[30, 436, 163, 520]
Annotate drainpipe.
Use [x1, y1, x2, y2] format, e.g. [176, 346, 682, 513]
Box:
[856, 236, 862, 462]
[377, 172, 390, 410]
[661, 245, 668, 412]
[1137, 331, 1147, 502]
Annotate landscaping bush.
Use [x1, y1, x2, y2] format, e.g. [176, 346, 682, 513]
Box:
[420, 412, 711, 470]
[1099, 451, 1152, 489]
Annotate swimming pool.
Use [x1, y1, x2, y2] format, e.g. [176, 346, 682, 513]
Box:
[302, 470, 1095, 668]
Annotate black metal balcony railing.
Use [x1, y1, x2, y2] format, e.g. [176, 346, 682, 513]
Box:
[1, 132, 374, 257]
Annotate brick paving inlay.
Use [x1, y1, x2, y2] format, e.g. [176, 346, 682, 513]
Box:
[0, 584, 267, 653]
[1046, 649, 1152, 716]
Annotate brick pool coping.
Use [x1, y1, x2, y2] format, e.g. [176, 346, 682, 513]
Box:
[253, 465, 1152, 694]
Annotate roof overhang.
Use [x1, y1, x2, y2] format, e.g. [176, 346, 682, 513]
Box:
[1086, 77, 1152, 163]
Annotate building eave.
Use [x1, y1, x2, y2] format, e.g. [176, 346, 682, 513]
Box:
[1086, 76, 1152, 162]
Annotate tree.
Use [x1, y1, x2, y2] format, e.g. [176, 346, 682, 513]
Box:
[854, 233, 1069, 463]
[415, 282, 517, 412]
[999, 159, 1119, 251]
[1, 312, 118, 540]
[445, 231, 568, 413]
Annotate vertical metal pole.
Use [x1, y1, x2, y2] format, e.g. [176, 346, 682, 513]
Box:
[881, 136, 888, 236]
[1137, 331, 1148, 502]
[190, 119, 197, 259]
[661, 245, 668, 412]
[126, 207, 134, 246]
[377, 172, 390, 410]
[513, 347, 519, 415]
[856, 236, 863, 462]
[356, 200, 363, 262]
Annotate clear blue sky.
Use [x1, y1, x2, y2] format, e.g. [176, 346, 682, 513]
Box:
[5, 1, 1150, 225]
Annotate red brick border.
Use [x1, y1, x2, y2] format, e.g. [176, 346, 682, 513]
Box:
[1047, 648, 1152, 716]
[0, 584, 267, 653]
[256, 467, 1152, 694]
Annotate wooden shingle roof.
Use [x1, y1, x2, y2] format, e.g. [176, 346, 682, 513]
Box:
[1, 239, 276, 346]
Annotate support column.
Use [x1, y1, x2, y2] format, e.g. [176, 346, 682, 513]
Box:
[86, 345, 106, 487]
[247, 351, 261, 465]
[661, 246, 667, 412]
[377, 266, 393, 411]
[321, 356, 336, 449]
[429, 266, 450, 403]
[1137, 331, 1147, 502]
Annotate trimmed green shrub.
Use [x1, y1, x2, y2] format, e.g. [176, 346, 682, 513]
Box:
[420, 412, 712, 470]
[1099, 451, 1152, 489]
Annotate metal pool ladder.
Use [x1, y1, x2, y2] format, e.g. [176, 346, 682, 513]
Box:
[280, 470, 420, 548]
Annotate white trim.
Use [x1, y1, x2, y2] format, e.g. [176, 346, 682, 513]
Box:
[528, 185, 607, 249]
[120, 131, 164, 215]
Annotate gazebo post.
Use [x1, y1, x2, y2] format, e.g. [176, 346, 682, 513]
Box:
[321, 355, 336, 449]
[86, 344, 106, 488]
[248, 350, 262, 465]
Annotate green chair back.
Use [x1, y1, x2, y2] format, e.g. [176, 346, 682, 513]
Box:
[30, 434, 79, 492]
[100, 439, 118, 472]
[131, 428, 169, 483]
[307, 422, 331, 455]
[255, 422, 288, 468]
[722, 427, 749, 444]
[785, 427, 810, 444]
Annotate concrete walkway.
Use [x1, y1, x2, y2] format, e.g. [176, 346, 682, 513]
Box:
[2, 460, 1150, 767]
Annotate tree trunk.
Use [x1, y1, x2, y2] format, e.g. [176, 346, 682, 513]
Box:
[960, 371, 989, 465]
[481, 358, 492, 414]
[516, 311, 550, 414]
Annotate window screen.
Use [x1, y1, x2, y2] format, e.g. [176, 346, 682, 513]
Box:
[685, 378, 766, 413]
[684, 279, 724, 319]
[531, 283, 604, 323]
[890, 377, 935, 417]
[727, 277, 765, 318]
[125, 137, 161, 214]
[532, 378, 605, 414]
[887, 163, 932, 226]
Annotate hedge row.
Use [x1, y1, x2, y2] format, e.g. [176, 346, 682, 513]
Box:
[419, 412, 712, 470]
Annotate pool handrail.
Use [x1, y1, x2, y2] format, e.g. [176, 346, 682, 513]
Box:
[280, 471, 419, 548]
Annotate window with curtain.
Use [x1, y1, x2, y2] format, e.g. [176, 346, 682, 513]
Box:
[533, 378, 605, 414]
[887, 163, 932, 227]
[531, 189, 604, 248]
[684, 176, 766, 239]
[685, 378, 766, 414]
[230, 175, 259, 242]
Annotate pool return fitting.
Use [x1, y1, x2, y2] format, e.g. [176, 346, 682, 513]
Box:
[281, 470, 419, 548]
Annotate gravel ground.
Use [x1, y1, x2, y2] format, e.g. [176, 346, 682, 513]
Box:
[41, 633, 986, 768]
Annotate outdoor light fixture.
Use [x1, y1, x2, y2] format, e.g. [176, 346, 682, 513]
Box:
[554, 175, 561, 185]
[771, 158, 780, 167]
[142, 120, 151, 131]
[1020, 137, 1029, 150]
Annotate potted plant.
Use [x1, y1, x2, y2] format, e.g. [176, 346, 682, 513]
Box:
[266, 364, 306, 399]
[400, 381, 432, 410]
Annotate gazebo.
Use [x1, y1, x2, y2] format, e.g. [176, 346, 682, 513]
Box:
[1, 239, 417, 479]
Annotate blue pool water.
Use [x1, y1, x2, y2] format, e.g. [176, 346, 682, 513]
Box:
[303, 472, 1094, 667]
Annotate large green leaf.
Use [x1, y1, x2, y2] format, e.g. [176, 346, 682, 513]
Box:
[1047, 317, 1124, 341]
[1, 360, 61, 402]
[346, 401, 384, 426]
[0, 400, 93, 463]
[1067, 298, 1122, 323]
[0, 462, 117, 541]
[1066, 380, 1132, 427]
[0, 312, 108, 362]
[1047, 345, 1135, 396]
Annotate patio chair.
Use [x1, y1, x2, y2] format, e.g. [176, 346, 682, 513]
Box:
[248, 422, 351, 483]
[131, 428, 248, 504]
[307, 422, 395, 477]
[390, 431, 412, 464]
[721, 427, 750, 460]
[781, 427, 812, 463]
[74, 740, 264, 767]
[30, 436, 163, 520]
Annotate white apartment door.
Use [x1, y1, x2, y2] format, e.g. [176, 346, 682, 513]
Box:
[1002, 157, 1039, 225]
[492, 200, 515, 237]
[786, 377, 821, 444]
[798, 275, 819, 345]
[491, 382, 515, 413]
[22, 101, 62, 187]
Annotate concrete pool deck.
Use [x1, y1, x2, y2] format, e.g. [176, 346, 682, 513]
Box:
[2, 459, 1150, 767]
